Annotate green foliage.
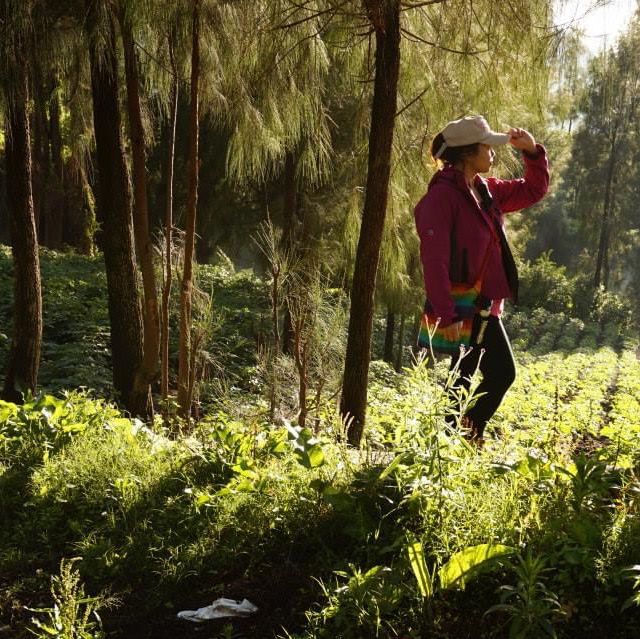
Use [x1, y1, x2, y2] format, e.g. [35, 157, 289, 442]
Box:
[590, 285, 632, 329]
[305, 564, 404, 639]
[517, 253, 575, 314]
[525, 11, 640, 311]
[0, 392, 119, 467]
[439, 543, 516, 591]
[284, 420, 325, 469]
[2, 251, 640, 638]
[486, 553, 564, 639]
[0, 248, 111, 395]
[406, 539, 434, 599]
[622, 565, 640, 611]
[28, 558, 105, 639]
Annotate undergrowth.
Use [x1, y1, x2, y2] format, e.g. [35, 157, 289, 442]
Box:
[1, 249, 640, 638]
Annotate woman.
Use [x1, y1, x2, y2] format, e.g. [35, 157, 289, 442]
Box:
[414, 115, 549, 444]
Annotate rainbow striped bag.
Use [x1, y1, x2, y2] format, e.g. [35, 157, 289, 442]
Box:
[417, 283, 489, 355]
[418, 245, 492, 355]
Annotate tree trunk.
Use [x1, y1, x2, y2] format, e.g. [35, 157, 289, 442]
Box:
[268, 262, 281, 420]
[594, 136, 616, 290]
[62, 155, 95, 255]
[295, 328, 308, 429]
[47, 74, 65, 249]
[31, 62, 48, 242]
[340, 0, 401, 447]
[394, 313, 405, 373]
[85, 3, 146, 415]
[120, 6, 160, 416]
[178, 0, 201, 418]
[281, 150, 297, 356]
[603, 225, 611, 289]
[383, 310, 395, 363]
[3, 62, 43, 403]
[161, 37, 179, 412]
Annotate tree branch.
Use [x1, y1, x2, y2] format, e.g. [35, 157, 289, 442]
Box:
[275, 0, 349, 30]
[400, 0, 447, 10]
[400, 27, 487, 55]
[395, 84, 430, 117]
[274, 13, 336, 65]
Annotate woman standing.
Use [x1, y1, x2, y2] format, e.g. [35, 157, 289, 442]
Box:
[414, 115, 549, 444]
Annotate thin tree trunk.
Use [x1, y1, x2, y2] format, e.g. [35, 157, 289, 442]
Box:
[394, 313, 405, 373]
[48, 74, 64, 249]
[272, 268, 281, 354]
[594, 135, 616, 290]
[85, 3, 146, 415]
[297, 350, 308, 429]
[161, 38, 179, 414]
[178, 0, 201, 418]
[293, 314, 308, 428]
[281, 151, 297, 356]
[603, 226, 611, 289]
[340, 0, 401, 447]
[411, 311, 423, 364]
[120, 6, 160, 416]
[269, 263, 280, 420]
[383, 310, 395, 363]
[3, 62, 42, 403]
[63, 155, 95, 255]
[31, 61, 48, 243]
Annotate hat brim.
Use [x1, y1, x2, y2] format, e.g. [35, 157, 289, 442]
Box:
[480, 132, 510, 146]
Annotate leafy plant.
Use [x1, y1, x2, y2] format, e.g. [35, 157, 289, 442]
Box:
[28, 558, 107, 639]
[622, 565, 640, 611]
[284, 419, 325, 469]
[439, 543, 516, 591]
[486, 552, 565, 638]
[307, 564, 403, 638]
[561, 454, 618, 514]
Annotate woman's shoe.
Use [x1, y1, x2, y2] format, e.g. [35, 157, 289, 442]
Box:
[462, 416, 485, 448]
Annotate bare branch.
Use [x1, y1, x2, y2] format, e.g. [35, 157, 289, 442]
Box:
[395, 84, 430, 118]
[276, 6, 336, 30]
[400, 27, 488, 56]
[275, 0, 350, 30]
[400, 0, 447, 10]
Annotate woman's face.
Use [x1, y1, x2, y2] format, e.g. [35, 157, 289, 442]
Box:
[467, 143, 495, 174]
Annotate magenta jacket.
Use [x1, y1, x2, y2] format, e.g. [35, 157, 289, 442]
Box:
[414, 144, 549, 327]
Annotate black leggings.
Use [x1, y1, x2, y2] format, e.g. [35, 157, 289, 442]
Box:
[448, 315, 516, 437]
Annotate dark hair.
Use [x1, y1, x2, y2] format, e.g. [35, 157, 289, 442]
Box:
[430, 132, 480, 166]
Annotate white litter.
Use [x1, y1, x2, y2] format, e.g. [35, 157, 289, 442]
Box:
[177, 598, 258, 623]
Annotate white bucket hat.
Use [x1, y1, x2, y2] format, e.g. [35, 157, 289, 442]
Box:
[434, 115, 510, 159]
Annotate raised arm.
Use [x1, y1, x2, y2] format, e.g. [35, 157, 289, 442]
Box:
[488, 128, 549, 213]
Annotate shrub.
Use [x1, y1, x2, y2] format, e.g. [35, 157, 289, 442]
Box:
[517, 253, 574, 314]
[590, 286, 632, 330]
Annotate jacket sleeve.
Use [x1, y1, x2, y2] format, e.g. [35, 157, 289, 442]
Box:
[487, 144, 549, 213]
[414, 186, 456, 327]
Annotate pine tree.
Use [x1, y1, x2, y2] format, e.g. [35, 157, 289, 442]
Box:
[84, 0, 147, 415]
[118, 0, 162, 415]
[340, 0, 402, 446]
[337, 0, 555, 445]
[1, 0, 43, 402]
[177, 0, 201, 418]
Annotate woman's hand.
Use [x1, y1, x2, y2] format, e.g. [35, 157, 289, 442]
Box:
[441, 320, 463, 342]
[507, 127, 536, 154]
